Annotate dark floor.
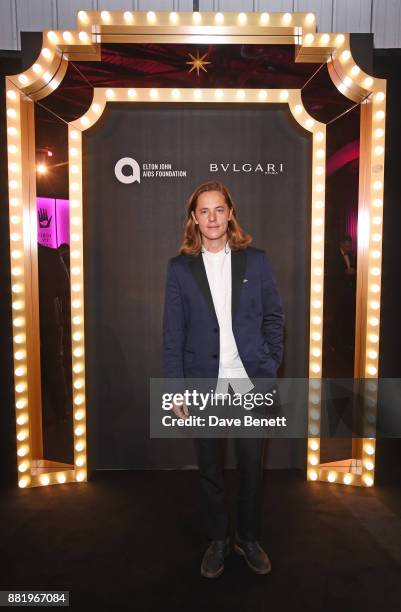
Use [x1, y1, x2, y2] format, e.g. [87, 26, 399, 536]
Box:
[1, 469, 401, 611]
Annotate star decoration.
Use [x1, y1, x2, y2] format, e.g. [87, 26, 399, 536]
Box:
[186, 50, 211, 77]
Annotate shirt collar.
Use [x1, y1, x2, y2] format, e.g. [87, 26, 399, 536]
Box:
[201, 240, 230, 255]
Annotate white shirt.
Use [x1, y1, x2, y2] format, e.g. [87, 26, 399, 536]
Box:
[202, 242, 254, 396]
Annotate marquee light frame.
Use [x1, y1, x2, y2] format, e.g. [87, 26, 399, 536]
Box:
[5, 11, 386, 488]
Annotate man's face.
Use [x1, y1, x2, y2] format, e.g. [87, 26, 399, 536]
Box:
[192, 190, 232, 241]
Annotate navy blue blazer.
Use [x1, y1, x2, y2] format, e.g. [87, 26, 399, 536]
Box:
[162, 246, 284, 380]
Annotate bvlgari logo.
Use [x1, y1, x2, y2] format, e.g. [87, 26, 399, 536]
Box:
[210, 162, 284, 175]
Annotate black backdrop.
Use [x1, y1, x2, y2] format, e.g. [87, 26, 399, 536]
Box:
[82, 103, 312, 471]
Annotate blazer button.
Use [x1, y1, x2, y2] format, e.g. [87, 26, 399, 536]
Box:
[213, 328, 218, 333]
[212, 354, 218, 359]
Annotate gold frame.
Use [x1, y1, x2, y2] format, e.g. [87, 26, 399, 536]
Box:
[5, 11, 386, 488]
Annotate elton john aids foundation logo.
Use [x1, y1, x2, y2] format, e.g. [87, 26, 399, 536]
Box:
[114, 157, 187, 183]
[114, 157, 141, 184]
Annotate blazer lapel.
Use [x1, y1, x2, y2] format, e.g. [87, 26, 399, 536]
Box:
[188, 253, 218, 323]
[188, 248, 247, 325]
[231, 248, 247, 322]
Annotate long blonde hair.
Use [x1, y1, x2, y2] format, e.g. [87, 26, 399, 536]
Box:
[179, 180, 252, 255]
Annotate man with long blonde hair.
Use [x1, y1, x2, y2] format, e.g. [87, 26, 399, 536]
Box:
[163, 180, 284, 578]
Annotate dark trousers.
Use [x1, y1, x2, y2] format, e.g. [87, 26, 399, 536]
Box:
[193, 435, 267, 542]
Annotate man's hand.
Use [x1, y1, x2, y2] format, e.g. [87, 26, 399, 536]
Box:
[172, 401, 189, 419]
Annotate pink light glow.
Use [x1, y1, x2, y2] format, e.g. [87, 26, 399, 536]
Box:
[37, 197, 70, 248]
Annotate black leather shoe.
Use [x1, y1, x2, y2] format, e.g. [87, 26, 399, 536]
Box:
[200, 537, 230, 578]
[234, 533, 271, 575]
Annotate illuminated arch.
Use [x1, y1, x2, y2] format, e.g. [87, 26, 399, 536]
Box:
[5, 11, 385, 488]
